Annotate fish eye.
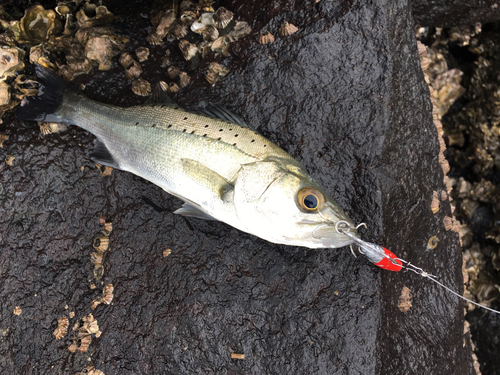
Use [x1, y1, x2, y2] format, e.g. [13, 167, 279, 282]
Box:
[297, 187, 324, 212]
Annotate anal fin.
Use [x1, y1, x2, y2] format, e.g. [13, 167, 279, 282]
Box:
[90, 140, 121, 169]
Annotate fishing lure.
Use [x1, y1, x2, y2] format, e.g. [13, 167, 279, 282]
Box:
[337, 220, 500, 315]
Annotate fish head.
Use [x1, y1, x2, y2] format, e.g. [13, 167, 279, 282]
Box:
[234, 158, 358, 248]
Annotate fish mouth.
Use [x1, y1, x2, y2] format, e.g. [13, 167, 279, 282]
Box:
[295, 203, 360, 248]
[294, 219, 358, 248]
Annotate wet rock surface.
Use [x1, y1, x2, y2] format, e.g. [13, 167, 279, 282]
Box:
[412, 0, 500, 27]
[0, 1, 473, 374]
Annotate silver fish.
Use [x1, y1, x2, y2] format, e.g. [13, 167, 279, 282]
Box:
[18, 65, 359, 249]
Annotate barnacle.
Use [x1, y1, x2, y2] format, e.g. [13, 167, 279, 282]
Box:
[90, 299, 102, 310]
[178, 39, 198, 60]
[159, 81, 169, 91]
[191, 13, 215, 34]
[85, 36, 115, 70]
[0, 81, 9, 106]
[163, 248, 172, 257]
[180, 0, 197, 14]
[398, 286, 412, 313]
[228, 21, 251, 41]
[135, 46, 149, 62]
[200, 0, 216, 12]
[77, 365, 105, 375]
[53, 316, 69, 339]
[171, 23, 189, 39]
[55, 5, 71, 17]
[103, 221, 112, 234]
[5, 154, 14, 165]
[0, 133, 8, 148]
[102, 284, 114, 304]
[39, 122, 68, 135]
[178, 72, 190, 88]
[211, 36, 231, 57]
[167, 65, 181, 78]
[75, 5, 117, 29]
[19, 5, 62, 44]
[213, 7, 233, 29]
[417, 41, 427, 57]
[95, 163, 113, 176]
[202, 25, 219, 42]
[443, 175, 453, 194]
[444, 216, 453, 230]
[431, 191, 440, 214]
[259, 31, 274, 44]
[12, 74, 39, 100]
[60, 56, 92, 81]
[78, 335, 91, 352]
[119, 52, 134, 69]
[93, 236, 109, 252]
[90, 251, 103, 267]
[280, 22, 299, 36]
[132, 78, 151, 96]
[441, 190, 448, 201]
[124, 60, 142, 80]
[13, 306, 21, 315]
[181, 10, 197, 24]
[205, 62, 229, 85]
[68, 342, 78, 352]
[148, 9, 176, 45]
[168, 82, 180, 93]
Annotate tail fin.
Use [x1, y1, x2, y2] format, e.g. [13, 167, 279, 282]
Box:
[16, 65, 67, 122]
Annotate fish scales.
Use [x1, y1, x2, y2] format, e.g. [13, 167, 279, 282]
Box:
[69, 96, 292, 185]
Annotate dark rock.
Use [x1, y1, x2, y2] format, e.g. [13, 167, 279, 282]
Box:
[0, 0, 474, 374]
[412, 0, 500, 27]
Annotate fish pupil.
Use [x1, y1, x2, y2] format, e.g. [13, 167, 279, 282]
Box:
[304, 195, 318, 209]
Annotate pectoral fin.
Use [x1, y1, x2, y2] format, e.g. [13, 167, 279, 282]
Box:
[180, 158, 233, 200]
[174, 203, 218, 221]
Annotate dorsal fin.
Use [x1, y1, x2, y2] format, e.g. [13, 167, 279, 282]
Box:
[196, 104, 252, 129]
[145, 83, 178, 106]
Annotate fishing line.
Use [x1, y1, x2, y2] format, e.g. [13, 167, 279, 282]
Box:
[334, 221, 500, 315]
[398, 258, 500, 315]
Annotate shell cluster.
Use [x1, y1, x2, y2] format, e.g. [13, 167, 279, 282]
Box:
[68, 313, 101, 353]
[147, 0, 252, 85]
[0, 3, 128, 123]
[418, 25, 500, 315]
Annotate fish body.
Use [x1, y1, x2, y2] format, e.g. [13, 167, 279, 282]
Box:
[18, 66, 359, 249]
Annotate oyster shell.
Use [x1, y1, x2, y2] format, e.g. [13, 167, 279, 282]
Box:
[0, 46, 25, 79]
[85, 36, 113, 70]
[20, 5, 62, 44]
